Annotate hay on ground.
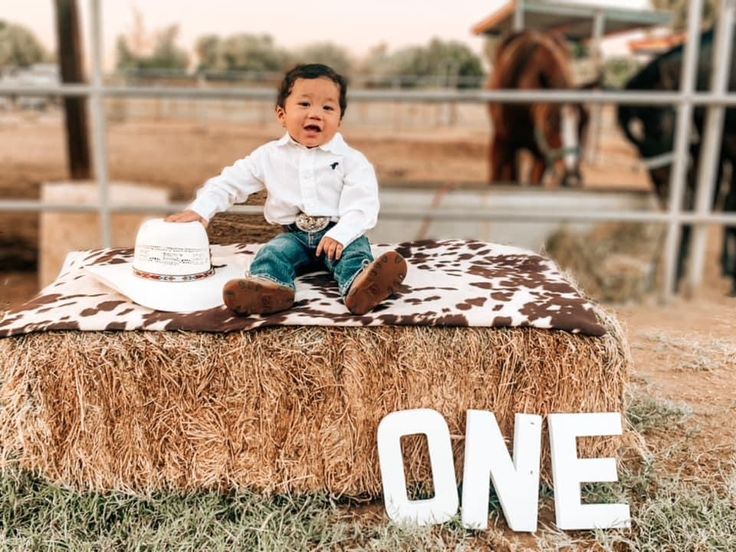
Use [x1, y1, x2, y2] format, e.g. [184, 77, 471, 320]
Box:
[545, 223, 663, 303]
[0, 310, 629, 497]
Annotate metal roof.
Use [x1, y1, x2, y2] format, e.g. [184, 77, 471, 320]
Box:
[471, 0, 673, 40]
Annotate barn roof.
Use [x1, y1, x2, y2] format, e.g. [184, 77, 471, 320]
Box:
[471, 0, 672, 41]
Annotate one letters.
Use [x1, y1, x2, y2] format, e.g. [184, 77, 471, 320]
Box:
[376, 409, 630, 532]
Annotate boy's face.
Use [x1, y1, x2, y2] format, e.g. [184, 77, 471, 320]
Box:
[276, 77, 342, 148]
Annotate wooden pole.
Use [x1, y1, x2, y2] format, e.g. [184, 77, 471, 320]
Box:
[54, 0, 91, 179]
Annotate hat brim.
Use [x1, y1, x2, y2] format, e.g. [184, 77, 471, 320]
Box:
[85, 260, 245, 313]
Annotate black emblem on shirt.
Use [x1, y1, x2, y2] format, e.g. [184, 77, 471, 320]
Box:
[330, 162, 339, 170]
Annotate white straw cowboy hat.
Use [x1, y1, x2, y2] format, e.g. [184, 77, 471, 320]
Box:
[86, 218, 245, 313]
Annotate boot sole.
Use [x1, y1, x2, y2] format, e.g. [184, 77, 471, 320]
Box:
[223, 278, 294, 315]
[345, 251, 407, 315]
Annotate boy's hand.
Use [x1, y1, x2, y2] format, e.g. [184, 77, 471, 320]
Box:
[165, 210, 209, 227]
[317, 236, 344, 261]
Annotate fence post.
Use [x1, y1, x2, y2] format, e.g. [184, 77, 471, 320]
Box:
[88, 0, 112, 248]
[661, 0, 703, 301]
[687, 0, 736, 294]
[585, 9, 606, 164]
[54, 0, 91, 179]
[514, 0, 525, 30]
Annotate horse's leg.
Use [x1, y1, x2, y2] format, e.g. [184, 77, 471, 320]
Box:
[676, 225, 691, 291]
[490, 138, 515, 184]
[723, 162, 736, 293]
[506, 149, 518, 183]
[489, 137, 500, 183]
[529, 155, 546, 185]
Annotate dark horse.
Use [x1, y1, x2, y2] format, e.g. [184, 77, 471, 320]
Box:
[488, 30, 589, 187]
[618, 29, 736, 293]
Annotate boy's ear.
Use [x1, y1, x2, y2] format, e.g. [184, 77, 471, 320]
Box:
[275, 105, 286, 126]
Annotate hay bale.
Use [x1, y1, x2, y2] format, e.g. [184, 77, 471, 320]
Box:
[545, 223, 662, 303]
[0, 309, 629, 496]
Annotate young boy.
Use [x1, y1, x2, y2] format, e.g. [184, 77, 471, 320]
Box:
[166, 63, 407, 316]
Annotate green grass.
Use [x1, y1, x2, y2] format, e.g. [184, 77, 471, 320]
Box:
[625, 390, 692, 434]
[0, 470, 337, 550]
[0, 469, 489, 551]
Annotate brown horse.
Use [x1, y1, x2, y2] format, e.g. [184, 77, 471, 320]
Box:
[488, 30, 588, 187]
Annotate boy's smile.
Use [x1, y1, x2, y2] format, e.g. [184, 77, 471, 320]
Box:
[276, 77, 342, 148]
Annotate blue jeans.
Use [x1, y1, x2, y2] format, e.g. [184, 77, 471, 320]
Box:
[249, 225, 374, 298]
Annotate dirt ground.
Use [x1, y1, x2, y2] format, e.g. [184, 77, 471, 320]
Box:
[1, 112, 734, 546]
[618, 284, 736, 470]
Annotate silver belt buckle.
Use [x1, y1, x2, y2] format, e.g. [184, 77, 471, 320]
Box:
[295, 213, 330, 232]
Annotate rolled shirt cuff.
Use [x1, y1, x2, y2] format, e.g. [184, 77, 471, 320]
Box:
[187, 198, 218, 223]
[325, 223, 361, 249]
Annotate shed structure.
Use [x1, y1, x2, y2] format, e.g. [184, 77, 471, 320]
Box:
[471, 0, 672, 42]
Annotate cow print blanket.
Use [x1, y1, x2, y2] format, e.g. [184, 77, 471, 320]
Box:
[0, 240, 606, 337]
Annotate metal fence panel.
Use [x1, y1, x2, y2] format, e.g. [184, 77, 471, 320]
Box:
[1, 0, 735, 299]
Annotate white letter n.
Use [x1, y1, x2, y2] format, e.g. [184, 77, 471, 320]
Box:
[461, 411, 542, 532]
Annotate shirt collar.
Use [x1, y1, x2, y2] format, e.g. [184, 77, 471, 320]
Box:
[276, 132, 348, 154]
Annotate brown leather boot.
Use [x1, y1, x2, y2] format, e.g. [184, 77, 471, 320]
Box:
[345, 251, 408, 315]
[223, 277, 295, 315]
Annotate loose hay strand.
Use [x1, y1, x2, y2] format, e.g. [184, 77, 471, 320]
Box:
[0, 313, 628, 497]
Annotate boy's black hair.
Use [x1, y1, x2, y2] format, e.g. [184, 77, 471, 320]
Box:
[276, 64, 348, 118]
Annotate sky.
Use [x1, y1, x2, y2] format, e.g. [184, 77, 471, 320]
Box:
[4, 0, 654, 69]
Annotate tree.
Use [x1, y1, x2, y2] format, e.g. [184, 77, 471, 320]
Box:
[292, 42, 353, 75]
[362, 38, 485, 88]
[195, 33, 289, 74]
[0, 20, 48, 69]
[195, 34, 222, 72]
[115, 10, 188, 72]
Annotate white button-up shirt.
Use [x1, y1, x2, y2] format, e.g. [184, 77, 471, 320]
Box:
[189, 132, 379, 248]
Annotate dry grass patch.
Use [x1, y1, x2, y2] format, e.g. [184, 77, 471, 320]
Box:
[637, 332, 736, 372]
[625, 390, 692, 434]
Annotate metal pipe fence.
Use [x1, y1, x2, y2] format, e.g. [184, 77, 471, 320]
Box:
[4, 85, 736, 106]
[0, 0, 734, 300]
[661, 0, 703, 297]
[2, 200, 735, 224]
[689, 0, 736, 291]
